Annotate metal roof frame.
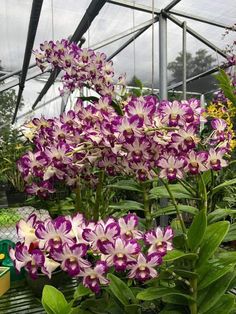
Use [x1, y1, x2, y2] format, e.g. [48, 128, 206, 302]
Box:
[0, 0, 234, 122]
[11, 0, 44, 123]
[31, 0, 107, 111]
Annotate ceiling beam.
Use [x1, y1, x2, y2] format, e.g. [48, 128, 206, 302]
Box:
[164, 0, 182, 12]
[107, 16, 158, 61]
[168, 63, 232, 90]
[12, 0, 44, 123]
[164, 11, 228, 59]
[91, 17, 156, 50]
[107, 0, 160, 14]
[32, 0, 107, 110]
[0, 64, 36, 83]
[170, 9, 236, 30]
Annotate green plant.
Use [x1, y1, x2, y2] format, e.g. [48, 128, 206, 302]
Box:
[0, 128, 31, 192]
[0, 208, 21, 227]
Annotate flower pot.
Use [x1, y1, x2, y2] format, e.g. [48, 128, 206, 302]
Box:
[6, 190, 27, 206]
[0, 267, 10, 296]
[26, 269, 71, 298]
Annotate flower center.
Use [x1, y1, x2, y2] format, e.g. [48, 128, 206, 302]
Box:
[116, 253, 124, 258]
[139, 266, 146, 271]
[53, 236, 61, 242]
[211, 159, 218, 165]
[100, 236, 107, 242]
[125, 230, 132, 236]
[69, 257, 77, 263]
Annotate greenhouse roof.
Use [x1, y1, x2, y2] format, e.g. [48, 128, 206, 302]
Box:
[0, 0, 235, 124]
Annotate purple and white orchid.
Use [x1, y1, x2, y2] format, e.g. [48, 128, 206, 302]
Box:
[144, 226, 173, 255]
[128, 253, 162, 282]
[11, 212, 173, 292]
[79, 261, 109, 294]
[35, 217, 73, 251]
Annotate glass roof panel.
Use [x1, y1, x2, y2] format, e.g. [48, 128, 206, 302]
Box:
[0, 0, 235, 124]
[174, 0, 236, 25]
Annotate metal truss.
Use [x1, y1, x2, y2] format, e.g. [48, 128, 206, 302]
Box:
[1, 0, 234, 122]
[12, 0, 44, 123]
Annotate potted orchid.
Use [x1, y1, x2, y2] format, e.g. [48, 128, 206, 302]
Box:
[11, 39, 236, 313]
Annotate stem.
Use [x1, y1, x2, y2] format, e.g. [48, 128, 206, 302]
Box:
[142, 184, 152, 228]
[178, 179, 196, 196]
[75, 177, 82, 212]
[199, 173, 207, 213]
[161, 179, 187, 235]
[94, 171, 104, 221]
[189, 277, 198, 314]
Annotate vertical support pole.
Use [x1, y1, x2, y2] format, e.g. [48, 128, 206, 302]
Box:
[200, 94, 205, 132]
[159, 12, 168, 100]
[159, 12, 168, 227]
[182, 21, 187, 100]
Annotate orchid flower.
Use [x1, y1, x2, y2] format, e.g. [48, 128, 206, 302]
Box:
[128, 253, 162, 282]
[82, 220, 120, 253]
[144, 226, 173, 255]
[16, 213, 39, 246]
[79, 261, 109, 293]
[185, 151, 208, 175]
[14, 244, 45, 279]
[35, 217, 74, 251]
[158, 155, 186, 181]
[118, 214, 143, 240]
[101, 238, 140, 271]
[51, 243, 90, 276]
[206, 148, 228, 171]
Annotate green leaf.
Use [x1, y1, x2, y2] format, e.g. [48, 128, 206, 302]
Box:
[163, 249, 197, 262]
[131, 89, 142, 97]
[201, 170, 212, 187]
[159, 305, 184, 314]
[211, 178, 236, 195]
[78, 96, 99, 103]
[109, 200, 144, 211]
[204, 295, 235, 314]
[110, 100, 123, 116]
[73, 284, 91, 300]
[198, 263, 234, 290]
[214, 69, 236, 105]
[208, 208, 236, 223]
[42, 285, 71, 314]
[216, 251, 236, 264]
[174, 269, 198, 279]
[80, 297, 109, 313]
[134, 77, 143, 90]
[137, 287, 194, 302]
[223, 223, 236, 242]
[162, 294, 190, 305]
[152, 205, 198, 218]
[108, 180, 142, 192]
[197, 221, 230, 267]
[124, 304, 141, 314]
[198, 270, 234, 313]
[107, 273, 137, 306]
[187, 209, 207, 251]
[149, 184, 193, 199]
[69, 308, 91, 314]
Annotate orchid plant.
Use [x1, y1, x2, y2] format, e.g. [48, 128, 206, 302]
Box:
[12, 39, 236, 313]
[10, 212, 173, 293]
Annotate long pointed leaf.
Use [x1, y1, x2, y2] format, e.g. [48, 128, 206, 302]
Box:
[187, 209, 207, 251]
[197, 221, 230, 267]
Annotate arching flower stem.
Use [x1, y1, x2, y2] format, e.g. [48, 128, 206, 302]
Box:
[160, 179, 187, 242]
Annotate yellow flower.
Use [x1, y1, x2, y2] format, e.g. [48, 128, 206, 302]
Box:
[206, 100, 236, 151]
